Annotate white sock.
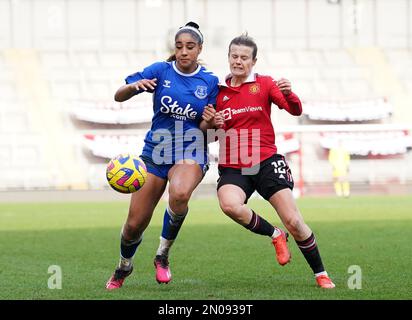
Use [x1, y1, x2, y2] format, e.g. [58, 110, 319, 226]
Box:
[156, 236, 174, 257]
[168, 205, 188, 220]
[315, 271, 328, 278]
[118, 256, 133, 271]
[271, 227, 281, 239]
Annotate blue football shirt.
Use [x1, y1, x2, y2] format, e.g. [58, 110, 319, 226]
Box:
[125, 61, 219, 165]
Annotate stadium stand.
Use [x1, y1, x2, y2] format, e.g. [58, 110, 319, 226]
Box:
[83, 132, 147, 159]
[302, 97, 393, 122]
[320, 131, 412, 156]
[1, 0, 412, 195]
[71, 100, 153, 124]
[83, 132, 300, 161]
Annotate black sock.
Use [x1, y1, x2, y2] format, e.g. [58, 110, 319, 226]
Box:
[295, 233, 325, 274]
[120, 236, 142, 259]
[245, 210, 275, 237]
[161, 207, 187, 240]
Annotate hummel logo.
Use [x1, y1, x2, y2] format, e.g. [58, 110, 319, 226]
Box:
[223, 95, 230, 101]
[163, 80, 171, 88]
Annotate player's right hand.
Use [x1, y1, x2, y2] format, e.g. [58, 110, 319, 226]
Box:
[131, 78, 157, 92]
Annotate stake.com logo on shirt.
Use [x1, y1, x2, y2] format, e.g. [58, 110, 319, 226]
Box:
[220, 105, 264, 121]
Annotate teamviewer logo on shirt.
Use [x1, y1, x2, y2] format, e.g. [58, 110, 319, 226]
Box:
[221, 108, 232, 120]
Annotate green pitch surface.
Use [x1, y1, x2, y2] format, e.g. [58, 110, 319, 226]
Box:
[0, 195, 411, 300]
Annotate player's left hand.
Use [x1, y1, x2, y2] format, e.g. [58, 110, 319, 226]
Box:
[214, 111, 224, 129]
[202, 104, 216, 123]
[277, 78, 292, 95]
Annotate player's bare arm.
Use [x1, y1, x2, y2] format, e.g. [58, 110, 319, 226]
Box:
[114, 78, 157, 102]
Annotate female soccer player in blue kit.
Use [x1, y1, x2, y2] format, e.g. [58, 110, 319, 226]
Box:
[106, 22, 219, 290]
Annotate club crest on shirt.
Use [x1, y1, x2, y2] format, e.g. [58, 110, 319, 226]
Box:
[249, 83, 260, 94]
[194, 85, 208, 99]
[221, 107, 232, 120]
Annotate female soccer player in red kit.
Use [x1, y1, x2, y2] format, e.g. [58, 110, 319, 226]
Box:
[212, 34, 335, 289]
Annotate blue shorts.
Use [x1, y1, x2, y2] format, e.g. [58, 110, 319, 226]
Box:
[140, 155, 209, 180]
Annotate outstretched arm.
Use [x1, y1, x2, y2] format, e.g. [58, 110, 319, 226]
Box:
[114, 78, 157, 102]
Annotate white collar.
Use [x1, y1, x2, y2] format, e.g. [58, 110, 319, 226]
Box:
[219, 72, 256, 87]
[172, 61, 201, 77]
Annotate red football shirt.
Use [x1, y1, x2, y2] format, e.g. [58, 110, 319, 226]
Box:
[215, 73, 302, 168]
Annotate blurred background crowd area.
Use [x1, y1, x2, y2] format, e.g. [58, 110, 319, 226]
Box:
[1, 0, 412, 196]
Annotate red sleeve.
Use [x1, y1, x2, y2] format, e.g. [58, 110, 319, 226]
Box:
[267, 77, 302, 116]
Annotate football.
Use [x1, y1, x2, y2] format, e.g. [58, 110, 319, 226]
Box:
[106, 154, 147, 193]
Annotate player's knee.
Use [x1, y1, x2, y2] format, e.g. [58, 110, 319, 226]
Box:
[169, 188, 191, 205]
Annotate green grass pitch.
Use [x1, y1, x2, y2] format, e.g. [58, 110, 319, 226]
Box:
[0, 195, 411, 300]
